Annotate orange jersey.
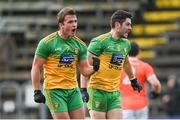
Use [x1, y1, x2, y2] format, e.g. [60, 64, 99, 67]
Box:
[119, 57, 155, 110]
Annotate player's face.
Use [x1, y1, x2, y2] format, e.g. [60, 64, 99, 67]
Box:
[118, 18, 132, 38]
[61, 15, 77, 37]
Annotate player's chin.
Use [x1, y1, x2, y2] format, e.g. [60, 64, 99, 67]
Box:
[70, 32, 76, 37]
[123, 34, 128, 38]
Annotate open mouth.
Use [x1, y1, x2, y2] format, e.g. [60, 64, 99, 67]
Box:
[72, 28, 76, 33]
[124, 32, 128, 35]
[123, 32, 129, 38]
[125, 31, 130, 34]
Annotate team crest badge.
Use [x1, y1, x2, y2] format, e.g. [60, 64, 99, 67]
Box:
[54, 103, 59, 109]
[74, 48, 79, 55]
[95, 102, 101, 108]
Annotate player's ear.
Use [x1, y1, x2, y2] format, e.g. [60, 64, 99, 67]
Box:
[59, 23, 63, 27]
[115, 21, 121, 28]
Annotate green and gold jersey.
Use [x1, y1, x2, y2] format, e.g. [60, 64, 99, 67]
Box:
[88, 33, 131, 92]
[35, 32, 87, 89]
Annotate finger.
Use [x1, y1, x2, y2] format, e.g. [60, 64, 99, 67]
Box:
[135, 87, 138, 90]
[138, 88, 142, 92]
[83, 98, 86, 102]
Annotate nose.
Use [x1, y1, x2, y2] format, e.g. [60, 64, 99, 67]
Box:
[73, 21, 77, 27]
[129, 25, 132, 30]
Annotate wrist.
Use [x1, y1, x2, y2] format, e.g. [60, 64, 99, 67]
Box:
[130, 78, 137, 83]
[150, 91, 160, 99]
[151, 91, 159, 95]
[34, 90, 41, 94]
[91, 67, 96, 74]
[81, 88, 87, 92]
[130, 77, 136, 81]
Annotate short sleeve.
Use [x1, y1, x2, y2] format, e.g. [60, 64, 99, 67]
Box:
[35, 40, 50, 59]
[78, 44, 87, 61]
[88, 38, 102, 56]
[127, 40, 131, 55]
[144, 63, 155, 78]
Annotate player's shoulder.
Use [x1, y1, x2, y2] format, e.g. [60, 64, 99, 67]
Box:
[120, 38, 131, 49]
[122, 38, 129, 41]
[121, 38, 130, 44]
[95, 32, 111, 42]
[72, 35, 87, 47]
[42, 31, 57, 44]
[139, 59, 153, 68]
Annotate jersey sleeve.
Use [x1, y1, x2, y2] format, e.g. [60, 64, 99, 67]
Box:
[35, 40, 50, 59]
[144, 63, 155, 78]
[88, 38, 102, 56]
[124, 39, 131, 56]
[127, 41, 131, 55]
[78, 44, 87, 61]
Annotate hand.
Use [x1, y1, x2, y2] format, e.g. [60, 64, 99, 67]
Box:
[81, 88, 89, 103]
[34, 90, 46, 103]
[92, 57, 100, 71]
[150, 91, 160, 99]
[130, 78, 142, 92]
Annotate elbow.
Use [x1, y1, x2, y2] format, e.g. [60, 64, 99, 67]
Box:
[81, 72, 91, 77]
[153, 82, 161, 93]
[80, 66, 94, 77]
[158, 83, 162, 93]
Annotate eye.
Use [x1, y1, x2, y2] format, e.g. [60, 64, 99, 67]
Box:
[126, 22, 132, 27]
[68, 20, 73, 23]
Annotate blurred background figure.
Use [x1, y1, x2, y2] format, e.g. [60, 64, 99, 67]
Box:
[162, 75, 180, 119]
[119, 42, 161, 119]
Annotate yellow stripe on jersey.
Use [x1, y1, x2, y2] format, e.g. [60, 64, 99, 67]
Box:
[96, 33, 111, 41]
[88, 88, 93, 109]
[72, 36, 86, 47]
[46, 89, 55, 111]
[43, 32, 57, 44]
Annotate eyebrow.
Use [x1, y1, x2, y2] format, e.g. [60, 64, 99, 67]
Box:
[126, 21, 131, 24]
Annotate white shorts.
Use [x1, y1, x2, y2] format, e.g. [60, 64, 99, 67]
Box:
[122, 106, 148, 119]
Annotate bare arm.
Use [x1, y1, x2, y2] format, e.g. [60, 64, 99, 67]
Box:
[81, 75, 89, 88]
[123, 56, 135, 80]
[78, 60, 94, 77]
[147, 75, 161, 93]
[123, 56, 142, 92]
[80, 52, 96, 88]
[31, 55, 46, 90]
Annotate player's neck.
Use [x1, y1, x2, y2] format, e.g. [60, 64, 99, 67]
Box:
[58, 30, 69, 40]
[110, 29, 122, 40]
[129, 57, 139, 60]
